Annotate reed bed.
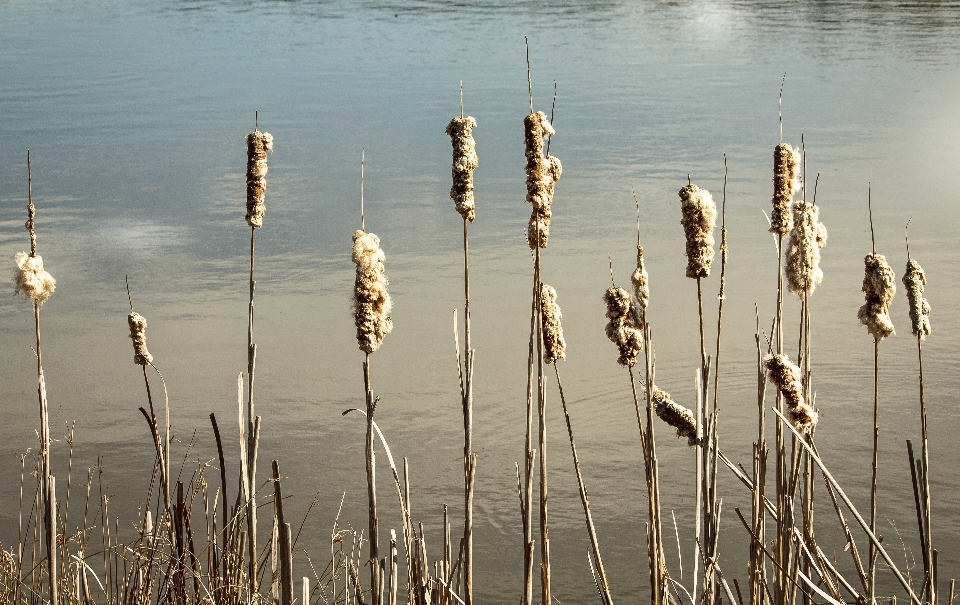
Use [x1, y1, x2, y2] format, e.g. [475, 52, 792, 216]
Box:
[2, 83, 954, 605]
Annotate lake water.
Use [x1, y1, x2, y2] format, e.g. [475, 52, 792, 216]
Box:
[2, 1, 960, 602]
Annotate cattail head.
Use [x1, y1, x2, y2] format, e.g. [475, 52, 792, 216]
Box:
[540, 283, 566, 364]
[631, 244, 650, 312]
[245, 130, 274, 229]
[127, 311, 153, 366]
[902, 258, 931, 340]
[786, 200, 828, 297]
[352, 230, 393, 354]
[14, 252, 55, 305]
[679, 183, 717, 279]
[763, 353, 817, 434]
[652, 388, 699, 446]
[524, 111, 560, 249]
[445, 116, 479, 222]
[857, 253, 896, 341]
[603, 286, 643, 367]
[770, 143, 801, 235]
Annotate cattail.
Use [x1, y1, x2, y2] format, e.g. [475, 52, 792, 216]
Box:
[786, 200, 828, 296]
[603, 286, 642, 367]
[631, 244, 650, 312]
[524, 111, 562, 249]
[652, 388, 698, 446]
[540, 283, 566, 364]
[352, 230, 393, 354]
[14, 251, 55, 305]
[127, 311, 153, 366]
[245, 130, 274, 228]
[678, 183, 717, 279]
[763, 353, 818, 434]
[770, 142, 801, 235]
[857, 253, 896, 341]
[902, 258, 931, 340]
[445, 116, 479, 222]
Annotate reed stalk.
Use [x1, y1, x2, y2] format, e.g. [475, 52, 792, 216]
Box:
[446, 84, 478, 605]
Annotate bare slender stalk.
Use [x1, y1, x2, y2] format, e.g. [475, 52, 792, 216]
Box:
[554, 363, 613, 605]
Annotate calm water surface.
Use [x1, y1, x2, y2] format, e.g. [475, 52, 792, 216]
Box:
[2, 1, 960, 601]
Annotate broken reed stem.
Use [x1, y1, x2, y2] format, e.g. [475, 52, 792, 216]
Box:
[554, 363, 613, 605]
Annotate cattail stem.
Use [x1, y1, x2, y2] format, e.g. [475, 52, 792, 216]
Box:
[918, 334, 934, 604]
[246, 224, 259, 595]
[462, 216, 475, 605]
[554, 363, 613, 605]
[364, 354, 382, 605]
[869, 338, 879, 604]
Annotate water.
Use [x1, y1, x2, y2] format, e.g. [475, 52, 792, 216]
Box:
[2, 1, 960, 601]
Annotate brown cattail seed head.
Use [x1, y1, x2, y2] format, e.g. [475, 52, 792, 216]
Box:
[245, 130, 274, 228]
[763, 353, 818, 434]
[352, 230, 393, 354]
[902, 258, 931, 340]
[14, 252, 55, 305]
[524, 111, 561, 249]
[858, 253, 896, 341]
[652, 388, 699, 446]
[679, 183, 717, 279]
[631, 245, 650, 312]
[127, 311, 154, 366]
[540, 283, 566, 364]
[445, 116, 479, 222]
[770, 143, 801, 235]
[786, 200, 828, 297]
[603, 286, 643, 367]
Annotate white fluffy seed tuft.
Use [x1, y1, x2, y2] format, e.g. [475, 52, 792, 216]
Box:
[14, 252, 55, 305]
[352, 230, 393, 354]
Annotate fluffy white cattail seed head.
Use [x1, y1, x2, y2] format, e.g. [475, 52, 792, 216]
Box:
[902, 258, 931, 340]
[770, 143, 801, 235]
[652, 388, 699, 446]
[540, 283, 566, 364]
[445, 116, 479, 222]
[603, 286, 643, 367]
[786, 200, 828, 297]
[763, 353, 817, 434]
[857, 253, 896, 341]
[245, 131, 274, 228]
[128, 311, 154, 366]
[679, 183, 717, 279]
[14, 252, 55, 305]
[524, 111, 561, 249]
[631, 245, 650, 312]
[352, 230, 393, 354]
